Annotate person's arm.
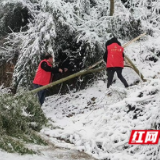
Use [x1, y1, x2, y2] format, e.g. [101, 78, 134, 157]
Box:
[41, 61, 62, 73]
[103, 50, 108, 63]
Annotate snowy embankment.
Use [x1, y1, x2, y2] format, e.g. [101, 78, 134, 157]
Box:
[41, 38, 160, 160]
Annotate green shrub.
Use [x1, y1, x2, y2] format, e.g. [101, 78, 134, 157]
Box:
[0, 93, 47, 154]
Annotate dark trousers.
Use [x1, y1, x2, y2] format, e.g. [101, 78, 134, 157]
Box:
[33, 84, 46, 106]
[106, 67, 128, 88]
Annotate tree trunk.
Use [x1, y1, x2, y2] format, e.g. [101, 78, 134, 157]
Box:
[110, 0, 114, 16]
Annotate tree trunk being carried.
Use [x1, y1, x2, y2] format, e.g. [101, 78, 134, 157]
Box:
[29, 33, 146, 94]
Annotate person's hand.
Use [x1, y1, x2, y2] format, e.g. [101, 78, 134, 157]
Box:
[64, 68, 68, 72]
[59, 68, 63, 73]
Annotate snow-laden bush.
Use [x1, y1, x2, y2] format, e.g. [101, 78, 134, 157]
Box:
[0, 85, 10, 95]
[121, 0, 160, 36]
[0, 0, 30, 38]
[0, 91, 47, 154]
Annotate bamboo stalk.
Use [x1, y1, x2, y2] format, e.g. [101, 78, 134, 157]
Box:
[88, 33, 146, 81]
[28, 33, 146, 94]
[87, 59, 103, 69]
[110, 0, 114, 16]
[123, 33, 146, 82]
[124, 55, 146, 81]
[123, 32, 146, 48]
[29, 67, 105, 94]
[88, 33, 146, 70]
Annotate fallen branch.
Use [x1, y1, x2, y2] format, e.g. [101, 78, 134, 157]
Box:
[29, 67, 105, 94]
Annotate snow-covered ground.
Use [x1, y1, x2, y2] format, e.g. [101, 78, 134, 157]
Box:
[40, 37, 160, 160]
[0, 146, 96, 160]
[41, 78, 160, 160]
[1, 76, 160, 160]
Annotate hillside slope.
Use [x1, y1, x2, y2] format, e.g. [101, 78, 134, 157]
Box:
[42, 78, 160, 160]
[41, 35, 160, 160]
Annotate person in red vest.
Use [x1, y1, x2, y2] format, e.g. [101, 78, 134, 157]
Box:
[33, 54, 65, 105]
[103, 37, 129, 88]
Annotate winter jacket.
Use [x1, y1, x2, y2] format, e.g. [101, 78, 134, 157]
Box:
[33, 59, 59, 86]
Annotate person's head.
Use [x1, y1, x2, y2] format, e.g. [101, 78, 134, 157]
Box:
[45, 54, 53, 64]
[111, 37, 118, 41]
[106, 37, 121, 47]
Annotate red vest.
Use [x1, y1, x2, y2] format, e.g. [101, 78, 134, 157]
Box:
[33, 59, 52, 86]
[106, 43, 124, 68]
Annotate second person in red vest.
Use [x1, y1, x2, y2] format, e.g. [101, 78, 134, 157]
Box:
[103, 37, 129, 88]
[33, 54, 67, 105]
